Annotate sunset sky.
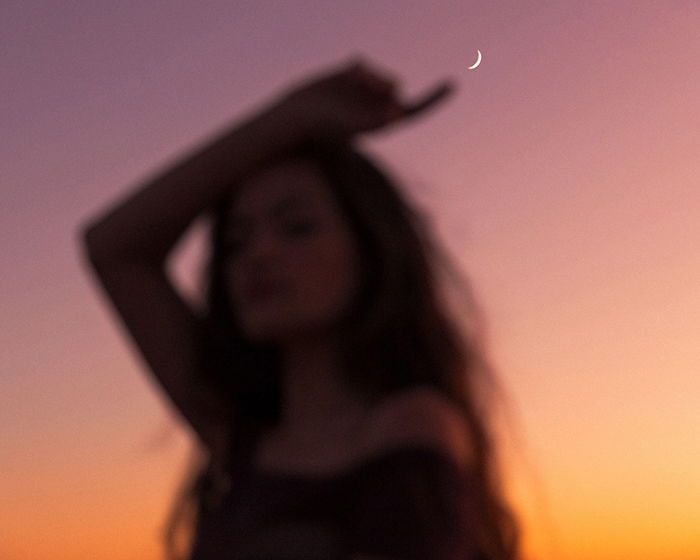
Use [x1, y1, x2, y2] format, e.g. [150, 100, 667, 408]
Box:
[3, 2, 699, 559]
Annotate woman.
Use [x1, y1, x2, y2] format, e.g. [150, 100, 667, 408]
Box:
[81, 55, 521, 560]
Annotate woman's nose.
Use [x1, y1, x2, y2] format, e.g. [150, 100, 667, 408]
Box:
[241, 230, 282, 263]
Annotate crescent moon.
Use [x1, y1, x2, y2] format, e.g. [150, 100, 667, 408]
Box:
[468, 49, 482, 70]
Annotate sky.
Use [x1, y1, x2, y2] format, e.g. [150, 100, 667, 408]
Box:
[2, 1, 699, 559]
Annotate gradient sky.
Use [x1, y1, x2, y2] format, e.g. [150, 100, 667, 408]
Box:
[3, 2, 699, 559]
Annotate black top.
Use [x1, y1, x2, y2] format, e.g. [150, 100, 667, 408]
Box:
[188, 432, 484, 560]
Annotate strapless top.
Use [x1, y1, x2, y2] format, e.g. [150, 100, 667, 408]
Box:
[188, 440, 484, 560]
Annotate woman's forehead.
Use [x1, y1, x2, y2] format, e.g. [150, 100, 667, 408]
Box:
[227, 158, 329, 218]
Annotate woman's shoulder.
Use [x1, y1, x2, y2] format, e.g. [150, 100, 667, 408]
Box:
[364, 385, 474, 470]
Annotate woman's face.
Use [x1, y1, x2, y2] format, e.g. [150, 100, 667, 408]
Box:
[224, 158, 364, 344]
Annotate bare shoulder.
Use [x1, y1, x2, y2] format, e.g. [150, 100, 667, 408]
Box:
[366, 386, 474, 469]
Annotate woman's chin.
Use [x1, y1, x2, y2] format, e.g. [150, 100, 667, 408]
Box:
[238, 318, 296, 344]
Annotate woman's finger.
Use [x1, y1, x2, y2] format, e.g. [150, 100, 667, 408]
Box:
[401, 81, 455, 117]
[350, 63, 398, 96]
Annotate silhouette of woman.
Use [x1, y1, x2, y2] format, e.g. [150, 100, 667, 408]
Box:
[81, 55, 522, 560]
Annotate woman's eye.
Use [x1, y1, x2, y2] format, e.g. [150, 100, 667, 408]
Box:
[284, 221, 316, 236]
[223, 222, 315, 256]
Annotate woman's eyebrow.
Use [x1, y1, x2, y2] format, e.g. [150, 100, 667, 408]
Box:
[229, 193, 313, 224]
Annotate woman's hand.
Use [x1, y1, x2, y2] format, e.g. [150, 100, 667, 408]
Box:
[270, 55, 456, 143]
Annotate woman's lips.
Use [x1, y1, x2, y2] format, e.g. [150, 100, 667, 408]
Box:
[243, 281, 287, 302]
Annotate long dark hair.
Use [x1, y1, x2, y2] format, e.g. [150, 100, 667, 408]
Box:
[162, 136, 522, 559]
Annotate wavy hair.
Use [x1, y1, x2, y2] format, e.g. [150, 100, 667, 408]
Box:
[161, 137, 522, 560]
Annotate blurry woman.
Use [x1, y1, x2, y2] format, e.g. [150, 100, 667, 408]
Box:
[80, 55, 521, 560]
